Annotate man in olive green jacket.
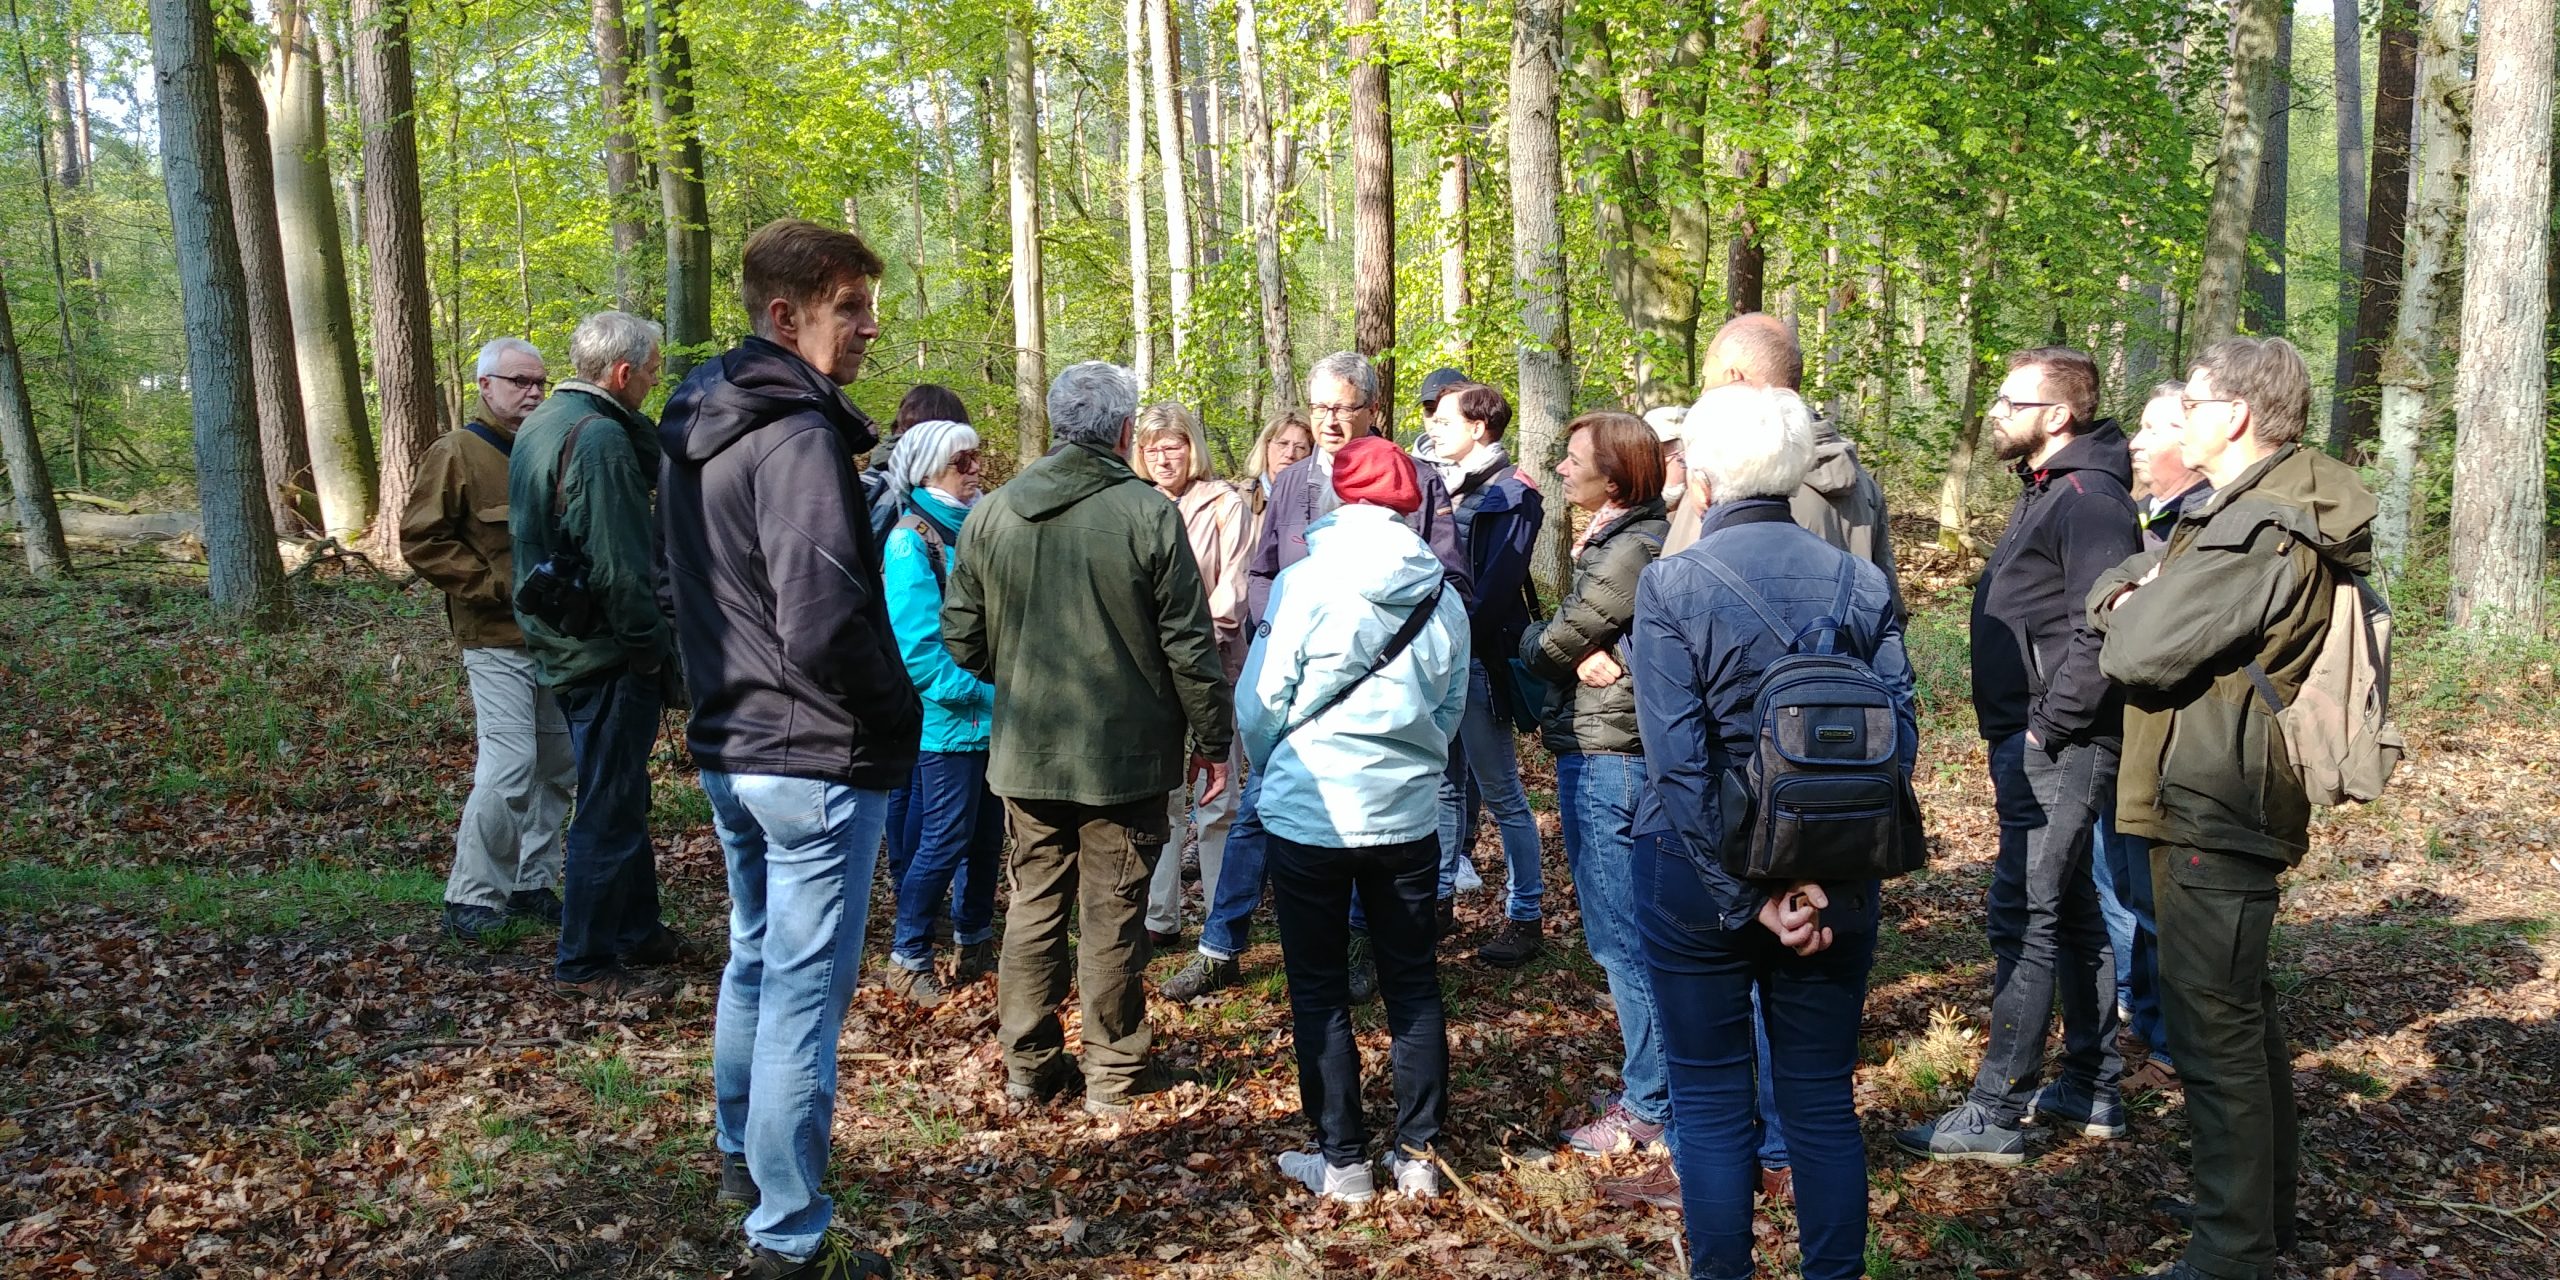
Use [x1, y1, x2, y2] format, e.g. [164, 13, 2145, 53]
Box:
[2086, 337, 2375, 1280]
[943, 360, 1233, 1114]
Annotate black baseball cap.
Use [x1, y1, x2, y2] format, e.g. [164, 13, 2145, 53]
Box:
[1417, 367, 1468, 412]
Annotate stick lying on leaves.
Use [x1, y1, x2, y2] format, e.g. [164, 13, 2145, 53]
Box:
[1428, 1151, 1683, 1279]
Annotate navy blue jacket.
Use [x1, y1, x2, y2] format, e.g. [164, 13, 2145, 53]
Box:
[1629, 498, 1917, 930]
[1444, 451, 1545, 659]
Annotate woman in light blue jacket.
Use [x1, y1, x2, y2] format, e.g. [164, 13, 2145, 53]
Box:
[879, 419, 1001, 1008]
[1238, 436, 1469, 1205]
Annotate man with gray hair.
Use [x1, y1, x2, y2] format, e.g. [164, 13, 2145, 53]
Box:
[401, 336, 572, 941]
[944, 360, 1233, 1117]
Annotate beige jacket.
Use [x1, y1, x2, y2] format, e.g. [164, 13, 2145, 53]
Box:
[1171, 478, 1253, 678]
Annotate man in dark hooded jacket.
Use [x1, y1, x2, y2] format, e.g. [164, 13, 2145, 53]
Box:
[1901, 346, 2139, 1167]
[657, 217, 917, 1280]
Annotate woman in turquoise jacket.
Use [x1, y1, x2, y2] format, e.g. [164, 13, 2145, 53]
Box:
[879, 418, 1001, 1008]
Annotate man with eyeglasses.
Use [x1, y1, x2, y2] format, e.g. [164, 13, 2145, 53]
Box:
[1900, 345, 2138, 1168]
[401, 336, 576, 943]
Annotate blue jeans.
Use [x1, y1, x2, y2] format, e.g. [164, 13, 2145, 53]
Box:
[1557, 753, 1669, 1128]
[1199, 767, 1268, 962]
[890, 751, 1001, 968]
[2096, 812, 2172, 1063]
[700, 772, 889, 1261]
[1638, 832, 1874, 1280]
[1438, 660, 1543, 921]
[554, 667, 666, 982]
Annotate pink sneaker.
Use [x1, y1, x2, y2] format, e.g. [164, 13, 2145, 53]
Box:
[1562, 1102, 1666, 1156]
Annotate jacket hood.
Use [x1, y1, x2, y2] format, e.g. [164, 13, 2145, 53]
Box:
[1802, 417, 1865, 498]
[1305, 504, 1447, 607]
[661, 336, 878, 463]
[2217, 444, 2376, 572]
[2017, 419, 2133, 490]
[1009, 440, 1143, 521]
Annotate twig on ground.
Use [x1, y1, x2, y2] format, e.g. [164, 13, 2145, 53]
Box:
[1429, 1152, 1682, 1279]
[7, 1089, 112, 1119]
[359, 1035, 569, 1065]
[2407, 1186, 2557, 1241]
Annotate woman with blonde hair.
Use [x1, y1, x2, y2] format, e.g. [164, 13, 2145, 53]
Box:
[1244, 412, 1316, 526]
[1132, 404, 1254, 947]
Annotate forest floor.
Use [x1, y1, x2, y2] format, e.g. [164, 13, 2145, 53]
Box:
[1, 542, 2556, 1280]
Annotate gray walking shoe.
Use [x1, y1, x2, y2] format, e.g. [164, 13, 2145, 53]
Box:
[2027, 1076, 2129, 1139]
[1895, 1099, 2028, 1166]
[882, 963, 945, 1009]
[1161, 953, 1239, 1001]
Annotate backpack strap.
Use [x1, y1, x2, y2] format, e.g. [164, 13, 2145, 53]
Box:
[1797, 560, 1862, 657]
[1692, 553, 1797, 650]
[462, 421, 512, 457]
[897, 510, 949, 587]
[1277, 579, 1448, 742]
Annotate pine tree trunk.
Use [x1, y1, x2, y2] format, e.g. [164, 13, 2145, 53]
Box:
[350, 0, 444, 552]
[2194, 0, 2285, 348]
[1347, 0, 1395, 398]
[1723, 2, 1769, 317]
[2372, 0, 2470, 572]
[147, 0, 290, 623]
[2447, 0, 2551, 634]
[1236, 0, 1295, 412]
[2328, 3, 2368, 446]
[217, 49, 317, 537]
[589, 0, 647, 310]
[1007, 25, 1049, 463]
[1125, 0, 1154, 388]
[1148, 0, 1194, 362]
[268, 0, 377, 540]
[0, 284, 72, 578]
[1510, 0, 1570, 586]
[646, 0, 711, 380]
[2342, 0, 2416, 460]
[2242, 6, 2292, 335]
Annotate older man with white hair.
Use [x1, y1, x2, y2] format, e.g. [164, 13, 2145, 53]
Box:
[943, 361, 1234, 1117]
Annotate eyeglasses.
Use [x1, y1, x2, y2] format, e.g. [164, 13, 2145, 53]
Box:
[1141, 443, 1191, 456]
[1988, 396, 2060, 417]
[1309, 401, 1370, 420]
[950, 450, 982, 472]
[485, 373, 549, 393]
[2179, 396, 2236, 414]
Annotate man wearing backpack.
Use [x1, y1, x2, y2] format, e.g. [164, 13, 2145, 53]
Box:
[1901, 346, 2139, 1166]
[2088, 336, 2377, 1280]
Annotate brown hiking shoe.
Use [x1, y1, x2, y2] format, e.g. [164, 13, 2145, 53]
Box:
[882, 963, 944, 1009]
[555, 966, 676, 1001]
[1475, 916, 1544, 968]
[1599, 1157, 1682, 1210]
[952, 940, 995, 984]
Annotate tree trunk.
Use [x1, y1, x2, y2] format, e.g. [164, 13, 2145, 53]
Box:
[0, 284, 72, 578]
[589, 0, 647, 310]
[1125, 0, 1154, 388]
[2447, 0, 2551, 634]
[1723, 1, 1769, 317]
[1585, 16, 1708, 408]
[1936, 188, 2011, 551]
[2193, 0, 2286, 348]
[1436, 0, 1470, 342]
[312, 0, 365, 321]
[1510, 0, 1570, 586]
[2243, 5, 2292, 335]
[2372, 0, 2470, 572]
[147, 0, 290, 623]
[1007, 25, 1049, 464]
[1236, 0, 1295, 412]
[1147, 0, 1194, 362]
[268, 0, 376, 540]
[350, 0, 444, 553]
[1185, 0, 1223, 263]
[2328, 2, 2368, 446]
[216, 49, 317, 537]
[6, 0, 97, 493]
[2341, 0, 2416, 460]
[646, 0, 711, 380]
[1347, 0, 1395, 399]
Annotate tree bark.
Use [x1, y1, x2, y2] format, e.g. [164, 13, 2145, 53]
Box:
[268, 0, 376, 540]
[646, 0, 711, 380]
[1937, 182, 2013, 551]
[2372, 0, 2470, 572]
[1347, 0, 1395, 399]
[2341, 0, 2416, 460]
[2447, 0, 2551, 634]
[1436, 0, 1469, 342]
[2193, 0, 2285, 348]
[0, 282, 72, 577]
[1585, 16, 1708, 408]
[1236, 0, 1295, 412]
[2328, 2, 2367, 446]
[312, 0, 365, 321]
[1510, 0, 1570, 586]
[589, 0, 648, 310]
[1007, 25, 1049, 464]
[1125, 0, 1154, 388]
[7, 0, 97, 491]
[1722, 1, 1769, 317]
[217, 48, 317, 537]
[351, 0, 444, 553]
[147, 0, 290, 623]
[2242, 5, 2292, 335]
[1147, 0, 1194, 362]
[1185, 0, 1223, 263]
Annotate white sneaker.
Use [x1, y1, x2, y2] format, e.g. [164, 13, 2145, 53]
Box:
[1453, 855, 1486, 895]
[1276, 1150, 1377, 1203]
[1389, 1151, 1441, 1199]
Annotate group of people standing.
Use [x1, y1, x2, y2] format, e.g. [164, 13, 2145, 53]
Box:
[397, 211, 2373, 1280]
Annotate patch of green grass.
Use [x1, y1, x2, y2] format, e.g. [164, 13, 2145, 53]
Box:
[442, 1147, 501, 1199]
[566, 1052, 661, 1120]
[1865, 1224, 1906, 1279]
[0, 859, 442, 932]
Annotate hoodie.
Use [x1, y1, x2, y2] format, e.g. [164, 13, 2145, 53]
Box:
[942, 440, 1234, 806]
[657, 336, 921, 789]
[1239, 504, 1471, 848]
[883, 486, 995, 754]
[1789, 415, 1906, 622]
[1969, 420, 2140, 746]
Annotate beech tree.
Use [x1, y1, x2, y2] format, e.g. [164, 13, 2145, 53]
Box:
[1123, 0, 1153, 389]
[1147, 0, 1193, 361]
[1346, 0, 1393, 396]
[0, 283, 71, 578]
[1234, 0, 1293, 412]
[647, 0, 711, 378]
[1509, 0, 1569, 582]
[351, 0, 443, 550]
[2341, 0, 2417, 460]
[216, 46, 317, 536]
[588, 0, 647, 310]
[1006, 23, 1048, 463]
[2193, 0, 2286, 348]
[268, 0, 376, 539]
[2328, 0, 2367, 441]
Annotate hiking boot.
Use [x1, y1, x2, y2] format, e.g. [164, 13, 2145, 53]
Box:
[621, 926, 702, 968]
[444, 902, 511, 942]
[1388, 1149, 1441, 1199]
[952, 939, 996, 984]
[555, 966, 677, 1001]
[1003, 1060, 1078, 1106]
[505, 887, 563, 926]
[1475, 916, 1544, 969]
[1083, 1063, 1196, 1117]
[1346, 934, 1379, 1004]
[1563, 1102, 1666, 1156]
[1599, 1158, 1682, 1210]
[1161, 953, 1239, 1001]
[1276, 1150, 1376, 1203]
[1435, 897, 1456, 941]
[882, 963, 945, 1009]
[717, 1151, 759, 1208]
[2027, 1076, 2129, 1139]
[1147, 926, 1184, 950]
[723, 1233, 891, 1280]
[1896, 1100, 2027, 1166]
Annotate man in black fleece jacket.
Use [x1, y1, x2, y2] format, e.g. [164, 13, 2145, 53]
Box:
[1900, 346, 2138, 1167]
[658, 219, 915, 1280]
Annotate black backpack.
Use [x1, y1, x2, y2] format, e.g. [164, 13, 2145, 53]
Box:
[1693, 554, 1927, 884]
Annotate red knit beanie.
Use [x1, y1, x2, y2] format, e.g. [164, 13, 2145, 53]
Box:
[1330, 435, 1421, 514]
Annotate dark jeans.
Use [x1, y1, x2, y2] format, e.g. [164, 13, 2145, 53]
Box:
[554, 667, 666, 982]
[1970, 733, 2122, 1121]
[1269, 833, 1447, 1165]
[889, 751, 1002, 967]
[1637, 833, 1873, 1280]
[2096, 812, 2173, 1062]
[997, 796, 1167, 1097]
[2154, 842, 2297, 1280]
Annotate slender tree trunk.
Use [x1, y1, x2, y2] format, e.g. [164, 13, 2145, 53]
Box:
[1148, 0, 1194, 362]
[2373, 0, 2470, 571]
[1723, 2, 1769, 317]
[2447, 0, 2551, 634]
[1347, 0, 1395, 398]
[1007, 25, 1049, 463]
[0, 285, 72, 577]
[1937, 188, 2011, 551]
[217, 48, 317, 536]
[2328, 2, 2368, 446]
[268, 0, 376, 539]
[1236, 0, 1295, 412]
[1185, 0, 1223, 263]
[2243, 6, 2293, 335]
[1436, 0, 1469, 342]
[2194, 0, 2286, 347]
[646, 0, 711, 380]
[1125, 0, 1154, 388]
[589, 0, 647, 310]
[312, 0, 365, 322]
[148, 0, 290, 623]
[1510, 0, 1570, 585]
[2342, 0, 2416, 460]
[6, 0, 95, 492]
[351, 0, 444, 553]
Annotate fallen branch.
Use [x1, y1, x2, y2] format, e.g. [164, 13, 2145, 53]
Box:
[2406, 1186, 2557, 1241]
[54, 491, 138, 513]
[1429, 1152, 1682, 1279]
[359, 1035, 569, 1065]
[7, 1089, 113, 1119]
[286, 537, 390, 582]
